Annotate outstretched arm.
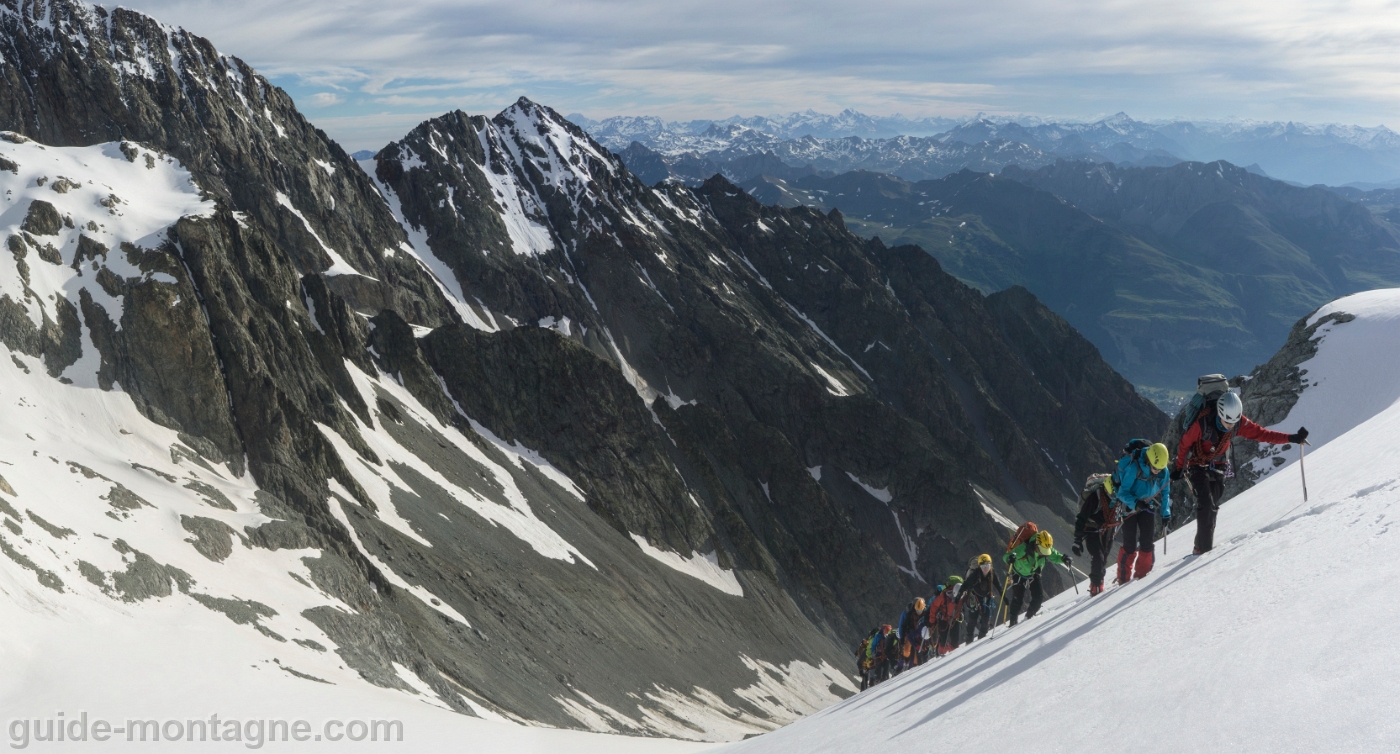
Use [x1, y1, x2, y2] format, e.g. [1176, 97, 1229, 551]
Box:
[1236, 417, 1292, 445]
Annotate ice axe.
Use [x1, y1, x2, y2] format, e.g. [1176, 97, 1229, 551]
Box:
[1300, 440, 1310, 503]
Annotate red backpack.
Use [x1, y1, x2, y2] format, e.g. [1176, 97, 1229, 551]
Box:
[1007, 522, 1039, 552]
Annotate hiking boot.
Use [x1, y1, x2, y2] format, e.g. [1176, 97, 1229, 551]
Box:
[1133, 551, 1155, 579]
[1116, 547, 1133, 584]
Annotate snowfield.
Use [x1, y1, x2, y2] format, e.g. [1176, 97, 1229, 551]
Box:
[722, 288, 1400, 754]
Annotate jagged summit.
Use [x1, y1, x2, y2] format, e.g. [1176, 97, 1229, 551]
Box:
[0, 0, 452, 321]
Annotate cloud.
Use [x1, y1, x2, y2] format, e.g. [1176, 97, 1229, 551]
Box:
[307, 92, 344, 107]
[114, 0, 1400, 150]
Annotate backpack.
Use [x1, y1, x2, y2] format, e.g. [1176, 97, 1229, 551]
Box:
[1178, 374, 1230, 433]
[1121, 438, 1152, 457]
[1116, 438, 1156, 476]
[1007, 522, 1039, 552]
[1081, 473, 1119, 530]
[1164, 372, 1232, 453]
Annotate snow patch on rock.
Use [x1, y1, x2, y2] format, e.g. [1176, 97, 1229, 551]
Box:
[329, 361, 594, 567]
[0, 137, 212, 346]
[630, 534, 743, 597]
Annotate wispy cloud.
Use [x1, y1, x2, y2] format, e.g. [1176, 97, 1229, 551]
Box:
[306, 92, 344, 107]
[118, 0, 1400, 150]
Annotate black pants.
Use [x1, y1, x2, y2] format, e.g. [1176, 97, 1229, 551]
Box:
[1122, 512, 1155, 553]
[1084, 530, 1113, 589]
[1189, 466, 1226, 553]
[1007, 573, 1043, 624]
[1117, 511, 1157, 582]
[964, 599, 993, 643]
[935, 620, 959, 650]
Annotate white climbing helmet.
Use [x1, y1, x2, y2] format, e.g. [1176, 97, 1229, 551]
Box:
[1217, 391, 1243, 426]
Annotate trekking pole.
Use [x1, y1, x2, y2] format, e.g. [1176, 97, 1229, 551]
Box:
[1300, 441, 1309, 503]
[1063, 562, 1079, 594]
[990, 568, 1011, 640]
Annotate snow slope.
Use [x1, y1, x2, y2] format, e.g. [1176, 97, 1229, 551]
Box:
[722, 290, 1400, 754]
[1246, 289, 1400, 481]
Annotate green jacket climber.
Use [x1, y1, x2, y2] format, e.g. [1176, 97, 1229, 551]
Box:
[1003, 537, 1069, 578]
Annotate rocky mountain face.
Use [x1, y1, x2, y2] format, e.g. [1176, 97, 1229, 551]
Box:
[737, 163, 1400, 404]
[0, 0, 1164, 740]
[367, 97, 1165, 634]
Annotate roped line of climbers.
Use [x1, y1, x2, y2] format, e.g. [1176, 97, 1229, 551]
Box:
[854, 374, 1308, 691]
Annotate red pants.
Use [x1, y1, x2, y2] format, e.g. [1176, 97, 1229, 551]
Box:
[1116, 512, 1155, 582]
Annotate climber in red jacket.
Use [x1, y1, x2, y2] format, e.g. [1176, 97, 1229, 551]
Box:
[1173, 391, 1307, 554]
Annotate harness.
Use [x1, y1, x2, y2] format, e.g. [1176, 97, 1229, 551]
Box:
[1082, 485, 1121, 536]
[1186, 413, 1240, 470]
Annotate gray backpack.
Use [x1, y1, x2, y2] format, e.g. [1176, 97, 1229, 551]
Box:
[1163, 374, 1230, 465]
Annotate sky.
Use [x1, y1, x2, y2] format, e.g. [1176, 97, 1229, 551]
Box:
[109, 0, 1400, 152]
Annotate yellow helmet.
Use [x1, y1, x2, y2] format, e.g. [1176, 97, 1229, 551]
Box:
[977, 553, 992, 566]
[1146, 443, 1170, 471]
[913, 598, 927, 612]
[1035, 531, 1053, 552]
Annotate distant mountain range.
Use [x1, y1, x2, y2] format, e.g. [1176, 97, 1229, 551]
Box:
[576, 110, 1400, 187]
[738, 161, 1400, 402]
[614, 134, 1179, 185]
[569, 110, 959, 144]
